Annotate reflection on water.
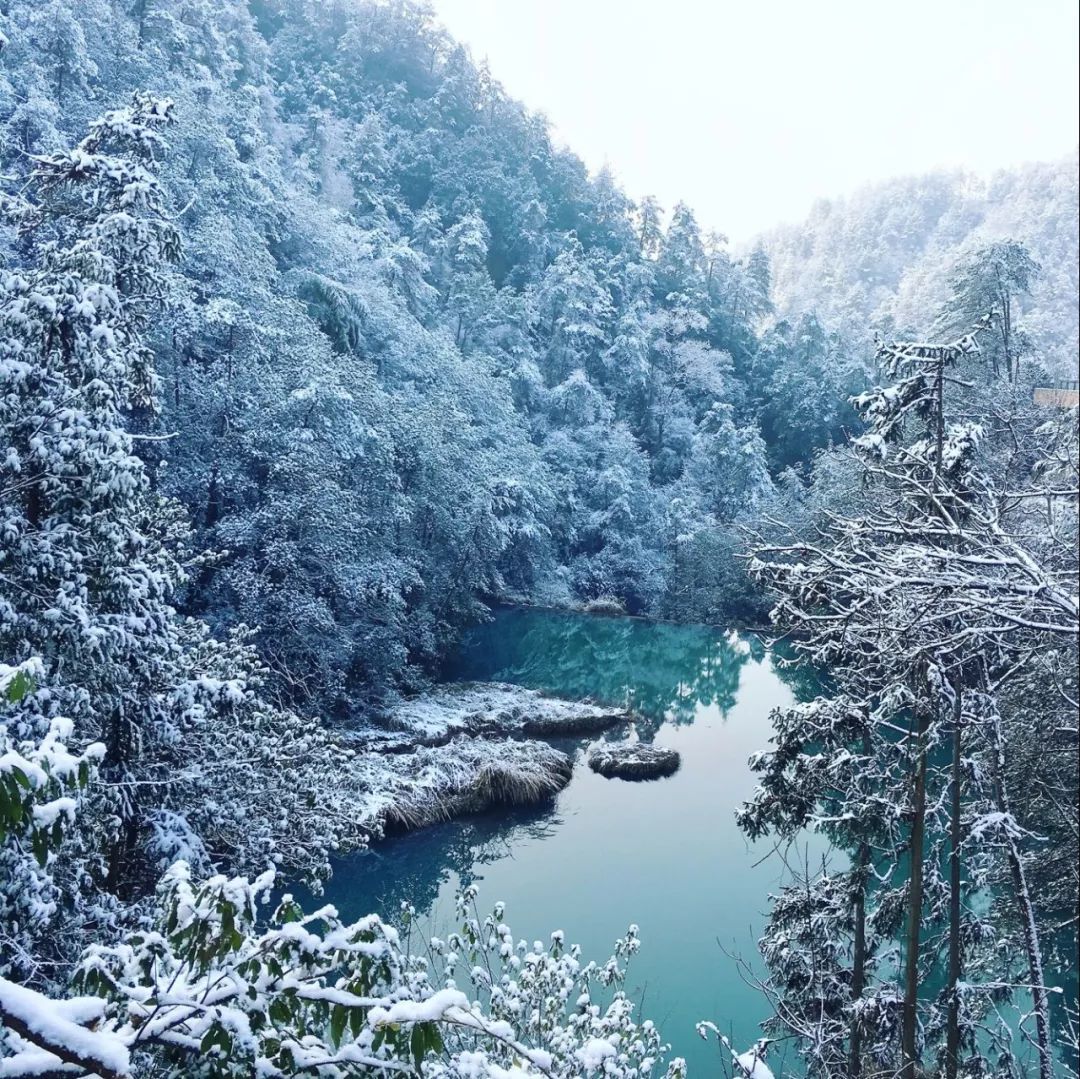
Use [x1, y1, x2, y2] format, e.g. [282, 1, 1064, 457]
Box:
[320, 609, 823, 1075]
[322, 800, 564, 920]
[446, 607, 776, 735]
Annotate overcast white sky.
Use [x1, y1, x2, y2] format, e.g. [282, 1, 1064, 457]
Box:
[429, 0, 1080, 243]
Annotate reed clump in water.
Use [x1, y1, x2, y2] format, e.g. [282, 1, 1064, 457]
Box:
[382, 737, 572, 833]
[588, 742, 681, 781]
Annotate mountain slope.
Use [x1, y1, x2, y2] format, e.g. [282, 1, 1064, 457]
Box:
[760, 154, 1079, 376]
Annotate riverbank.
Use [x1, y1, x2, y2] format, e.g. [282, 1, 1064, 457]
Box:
[491, 595, 776, 635]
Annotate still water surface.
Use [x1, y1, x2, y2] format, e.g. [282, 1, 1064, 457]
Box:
[321, 609, 820, 1074]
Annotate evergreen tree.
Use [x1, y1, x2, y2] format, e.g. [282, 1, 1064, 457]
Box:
[936, 239, 1040, 382]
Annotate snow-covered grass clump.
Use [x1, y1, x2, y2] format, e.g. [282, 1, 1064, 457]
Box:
[320, 682, 632, 841]
[377, 736, 573, 832]
[583, 595, 627, 616]
[588, 742, 681, 781]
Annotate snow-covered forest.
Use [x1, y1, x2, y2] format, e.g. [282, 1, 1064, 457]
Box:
[761, 158, 1080, 377]
[0, 2, 1076, 1077]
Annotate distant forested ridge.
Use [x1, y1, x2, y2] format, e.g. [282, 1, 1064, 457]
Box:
[761, 156, 1079, 375]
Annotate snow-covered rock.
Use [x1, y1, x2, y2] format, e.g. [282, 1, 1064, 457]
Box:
[362, 682, 629, 751]
[587, 742, 680, 781]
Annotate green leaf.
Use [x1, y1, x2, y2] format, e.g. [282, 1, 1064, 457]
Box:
[428, 1025, 444, 1056]
[4, 669, 34, 703]
[269, 996, 292, 1026]
[410, 1023, 426, 1070]
[32, 828, 48, 867]
[330, 1004, 347, 1048]
[0, 783, 22, 828]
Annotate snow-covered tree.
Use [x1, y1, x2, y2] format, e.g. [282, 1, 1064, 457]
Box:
[935, 240, 1041, 383]
[748, 326, 1077, 1078]
[0, 91, 188, 924]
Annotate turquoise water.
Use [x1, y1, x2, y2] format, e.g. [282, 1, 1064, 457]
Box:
[320, 609, 823, 1074]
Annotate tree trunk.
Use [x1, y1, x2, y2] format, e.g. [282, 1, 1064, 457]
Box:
[934, 353, 945, 478]
[946, 679, 963, 1079]
[136, 0, 149, 46]
[848, 839, 870, 1078]
[105, 814, 141, 897]
[990, 707, 1053, 1079]
[901, 710, 929, 1079]
[205, 464, 221, 530]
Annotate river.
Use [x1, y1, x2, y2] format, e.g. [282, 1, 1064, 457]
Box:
[315, 608, 824, 1074]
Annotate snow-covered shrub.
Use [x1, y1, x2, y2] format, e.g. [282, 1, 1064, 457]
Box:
[0, 658, 104, 978]
[3, 867, 687, 1079]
